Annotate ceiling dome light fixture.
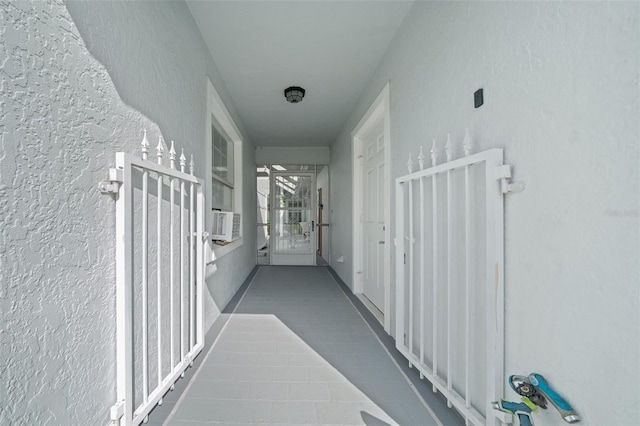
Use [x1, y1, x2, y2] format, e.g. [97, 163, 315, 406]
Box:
[284, 86, 305, 103]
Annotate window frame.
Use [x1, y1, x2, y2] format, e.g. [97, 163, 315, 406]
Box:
[206, 78, 243, 258]
[211, 119, 234, 211]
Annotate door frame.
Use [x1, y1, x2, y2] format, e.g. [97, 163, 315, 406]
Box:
[352, 82, 391, 333]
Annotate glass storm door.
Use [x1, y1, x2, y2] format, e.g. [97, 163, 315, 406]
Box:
[271, 172, 316, 265]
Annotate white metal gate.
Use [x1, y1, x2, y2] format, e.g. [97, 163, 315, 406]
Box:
[394, 132, 523, 426]
[102, 132, 205, 425]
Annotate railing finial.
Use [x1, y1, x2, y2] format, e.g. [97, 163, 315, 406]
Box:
[189, 154, 195, 175]
[169, 141, 176, 169]
[141, 129, 149, 160]
[180, 149, 186, 173]
[430, 139, 438, 167]
[445, 134, 453, 162]
[418, 146, 425, 171]
[463, 128, 472, 157]
[156, 136, 164, 165]
[407, 153, 414, 174]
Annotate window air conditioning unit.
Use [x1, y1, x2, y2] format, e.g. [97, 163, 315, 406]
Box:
[211, 211, 241, 242]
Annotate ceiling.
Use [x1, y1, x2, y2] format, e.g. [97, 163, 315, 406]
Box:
[186, 1, 413, 147]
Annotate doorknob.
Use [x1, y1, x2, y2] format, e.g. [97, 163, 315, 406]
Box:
[378, 240, 385, 244]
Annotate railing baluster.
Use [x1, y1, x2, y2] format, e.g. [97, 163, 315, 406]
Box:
[179, 150, 186, 361]
[189, 155, 195, 351]
[141, 131, 150, 404]
[419, 145, 426, 370]
[156, 137, 164, 389]
[418, 146, 425, 370]
[395, 180, 406, 347]
[169, 142, 176, 371]
[196, 183, 205, 347]
[464, 131, 472, 409]
[408, 178, 414, 356]
[431, 140, 438, 390]
[419, 173, 425, 368]
[445, 134, 453, 405]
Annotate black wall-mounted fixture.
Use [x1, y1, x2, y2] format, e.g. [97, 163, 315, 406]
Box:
[474, 88, 484, 108]
[284, 86, 306, 103]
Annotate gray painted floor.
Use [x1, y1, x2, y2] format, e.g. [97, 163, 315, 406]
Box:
[159, 266, 462, 425]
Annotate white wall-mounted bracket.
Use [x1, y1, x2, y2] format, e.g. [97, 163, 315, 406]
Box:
[110, 400, 125, 424]
[99, 167, 124, 194]
[496, 165, 525, 194]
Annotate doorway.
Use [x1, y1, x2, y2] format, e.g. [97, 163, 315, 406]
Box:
[271, 171, 316, 265]
[352, 84, 391, 332]
[256, 165, 319, 266]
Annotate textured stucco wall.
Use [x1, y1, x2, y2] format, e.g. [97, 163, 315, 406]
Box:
[1, 1, 146, 423]
[330, 2, 639, 425]
[64, 0, 257, 330]
[1, 0, 255, 423]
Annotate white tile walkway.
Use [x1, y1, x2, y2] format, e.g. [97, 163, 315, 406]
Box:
[161, 266, 462, 425]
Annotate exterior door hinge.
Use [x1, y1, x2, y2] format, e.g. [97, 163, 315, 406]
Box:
[495, 165, 525, 194]
[99, 167, 124, 195]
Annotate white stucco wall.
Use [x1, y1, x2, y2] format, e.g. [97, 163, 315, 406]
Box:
[64, 0, 256, 323]
[1, 0, 255, 423]
[330, 2, 639, 425]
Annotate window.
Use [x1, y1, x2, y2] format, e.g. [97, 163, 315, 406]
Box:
[211, 120, 234, 211]
[207, 78, 243, 254]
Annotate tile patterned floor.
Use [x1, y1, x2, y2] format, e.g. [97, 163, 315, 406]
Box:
[161, 266, 462, 425]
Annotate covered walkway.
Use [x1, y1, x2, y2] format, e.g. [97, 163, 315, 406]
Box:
[153, 266, 463, 425]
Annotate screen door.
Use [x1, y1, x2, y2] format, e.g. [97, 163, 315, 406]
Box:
[271, 172, 316, 265]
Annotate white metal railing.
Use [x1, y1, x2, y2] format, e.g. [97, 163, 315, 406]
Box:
[394, 131, 523, 426]
[101, 131, 205, 426]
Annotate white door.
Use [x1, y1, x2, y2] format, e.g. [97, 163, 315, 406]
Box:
[362, 122, 386, 311]
[271, 171, 316, 266]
